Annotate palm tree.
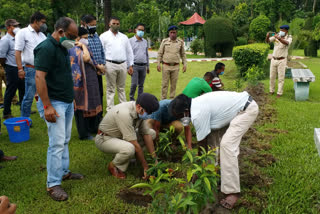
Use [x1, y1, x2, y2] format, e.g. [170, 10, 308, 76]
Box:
[104, 0, 112, 30]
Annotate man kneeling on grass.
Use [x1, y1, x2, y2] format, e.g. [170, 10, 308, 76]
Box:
[169, 91, 259, 209]
[95, 93, 159, 179]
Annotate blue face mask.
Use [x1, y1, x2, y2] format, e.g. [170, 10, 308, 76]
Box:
[137, 30, 144, 38]
[220, 71, 224, 75]
[139, 112, 149, 120]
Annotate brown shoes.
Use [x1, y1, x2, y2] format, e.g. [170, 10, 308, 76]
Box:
[108, 162, 126, 179]
[1, 156, 17, 161]
[62, 172, 84, 181]
[47, 185, 68, 201]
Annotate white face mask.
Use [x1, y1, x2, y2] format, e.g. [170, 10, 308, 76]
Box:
[180, 112, 191, 127]
[279, 31, 286, 37]
[13, 27, 20, 35]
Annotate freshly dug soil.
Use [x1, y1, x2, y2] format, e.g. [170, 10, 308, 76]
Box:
[117, 188, 152, 207]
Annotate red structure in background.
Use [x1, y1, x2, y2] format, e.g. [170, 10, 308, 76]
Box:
[180, 12, 206, 25]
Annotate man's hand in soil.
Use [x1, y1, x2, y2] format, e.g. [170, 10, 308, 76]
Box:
[0, 196, 17, 214]
[142, 168, 149, 180]
[44, 105, 60, 123]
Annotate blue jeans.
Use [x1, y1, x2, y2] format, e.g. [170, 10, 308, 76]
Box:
[37, 98, 74, 188]
[21, 67, 36, 117]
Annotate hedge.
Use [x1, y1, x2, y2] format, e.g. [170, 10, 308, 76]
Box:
[232, 43, 269, 76]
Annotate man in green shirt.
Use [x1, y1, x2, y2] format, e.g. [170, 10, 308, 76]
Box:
[35, 17, 83, 201]
[182, 72, 213, 98]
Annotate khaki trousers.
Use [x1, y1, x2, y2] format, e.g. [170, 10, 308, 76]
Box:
[218, 100, 259, 194]
[269, 58, 287, 95]
[95, 129, 156, 172]
[161, 64, 180, 100]
[146, 119, 184, 135]
[105, 61, 127, 111]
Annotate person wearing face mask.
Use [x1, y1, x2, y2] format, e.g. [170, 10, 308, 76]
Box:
[169, 91, 259, 210]
[69, 27, 102, 140]
[0, 19, 25, 119]
[182, 72, 213, 98]
[34, 17, 84, 201]
[145, 99, 193, 150]
[83, 15, 105, 116]
[99, 16, 134, 111]
[157, 25, 187, 100]
[95, 93, 159, 180]
[210, 62, 225, 91]
[266, 25, 292, 98]
[15, 12, 47, 118]
[129, 23, 150, 101]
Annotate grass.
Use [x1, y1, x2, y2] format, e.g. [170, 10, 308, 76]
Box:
[1, 57, 320, 213]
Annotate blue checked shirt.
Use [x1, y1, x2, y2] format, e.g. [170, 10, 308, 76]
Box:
[88, 33, 105, 65]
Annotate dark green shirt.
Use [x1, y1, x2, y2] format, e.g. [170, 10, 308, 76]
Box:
[34, 35, 74, 103]
[182, 77, 212, 98]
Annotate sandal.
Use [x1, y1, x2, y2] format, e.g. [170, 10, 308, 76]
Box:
[47, 185, 68, 201]
[220, 194, 240, 209]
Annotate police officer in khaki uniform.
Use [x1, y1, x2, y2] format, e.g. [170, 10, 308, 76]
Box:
[157, 25, 187, 100]
[266, 25, 292, 98]
[95, 93, 159, 180]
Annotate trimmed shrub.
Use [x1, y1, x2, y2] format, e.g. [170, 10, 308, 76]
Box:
[125, 32, 135, 38]
[232, 43, 269, 76]
[249, 15, 271, 42]
[190, 39, 204, 55]
[204, 17, 235, 57]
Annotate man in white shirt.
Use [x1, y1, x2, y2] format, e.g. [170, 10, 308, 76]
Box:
[15, 11, 47, 117]
[99, 16, 134, 111]
[169, 91, 259, 210]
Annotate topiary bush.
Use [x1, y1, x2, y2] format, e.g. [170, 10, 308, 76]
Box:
[235, 37, 248, 46]
[190, 39, 204, 55]
[232, 43, 269, 77]
[249, 15, 271, 42]
[204, 16, 235, 57]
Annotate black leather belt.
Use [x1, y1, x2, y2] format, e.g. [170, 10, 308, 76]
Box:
[273, 57, 285, 60]
[106, 60, 125, 64]
[134, 62, 147, 66]
[243, 96, 253, 111]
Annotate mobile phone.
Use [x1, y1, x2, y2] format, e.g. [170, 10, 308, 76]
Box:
[270, 32, 276, 36]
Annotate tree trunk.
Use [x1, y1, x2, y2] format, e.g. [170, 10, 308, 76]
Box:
[313, 0, 317, 13]
[104, 0, 111, 30]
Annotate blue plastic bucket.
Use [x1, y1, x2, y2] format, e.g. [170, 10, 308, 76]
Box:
[3, 117, 32, 143]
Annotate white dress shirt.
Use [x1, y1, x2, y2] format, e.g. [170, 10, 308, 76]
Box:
[99, 30, 133, 66]
[15, 25, 46, 66]
[191, 91, 250, 141]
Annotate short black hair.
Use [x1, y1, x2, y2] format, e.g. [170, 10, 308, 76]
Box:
[135, 23, 145, 29]
[30, 11, 46, 24]
[83, 15, 96, 24]
[204, 72, 214, 79]
[54, 17, 75, 31]
[214, 62, 225, 71]
[81, 14, 89, 22]
[109, 16, 120, 23]
[169, 94, 192, 118]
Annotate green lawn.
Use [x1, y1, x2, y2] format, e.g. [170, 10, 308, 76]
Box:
[1, 59, 320, 213]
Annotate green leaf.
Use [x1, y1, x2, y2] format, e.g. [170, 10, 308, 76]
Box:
[130, 183, 152, 189]
[204, 177, 211, 191]
[186, 189, 199, 193]
[186, 151, 193, 163]
[187, 169, 193, 182]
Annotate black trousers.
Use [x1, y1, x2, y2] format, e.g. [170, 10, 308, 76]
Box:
[3, 65, 25, 116]
[74, 110, 101, 140]
[0, 149, 4, 159]
[97, 74, 103, 109]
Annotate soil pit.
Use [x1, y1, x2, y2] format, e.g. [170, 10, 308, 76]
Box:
[117, 188, 152, 207]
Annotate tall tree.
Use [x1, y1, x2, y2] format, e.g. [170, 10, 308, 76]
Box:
[313, 0, 317, 13]
[104, 0, 111, 30]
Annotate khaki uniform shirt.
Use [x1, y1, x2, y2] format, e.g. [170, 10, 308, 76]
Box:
[99, 101, 153, 142]
[157, 38, 187, 66]
[269, 35, 293, 58]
